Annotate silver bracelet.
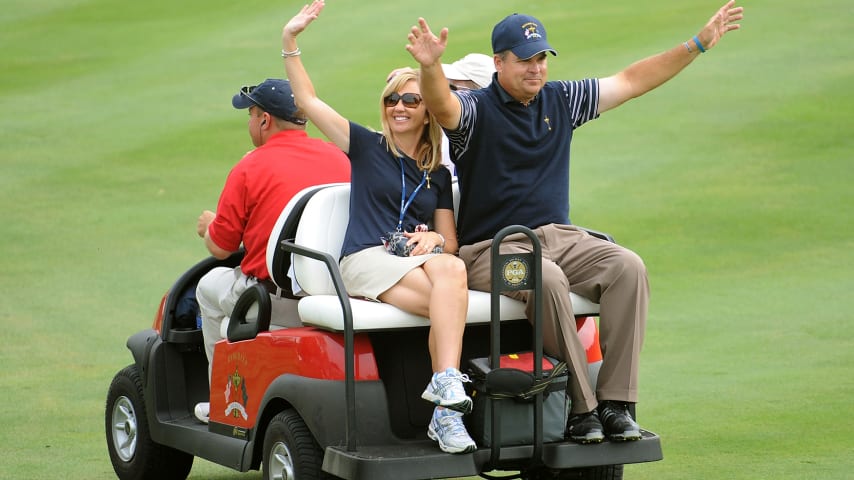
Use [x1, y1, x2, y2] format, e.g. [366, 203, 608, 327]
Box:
[281, 47, 301, 58]
[435, 232, 445, 250]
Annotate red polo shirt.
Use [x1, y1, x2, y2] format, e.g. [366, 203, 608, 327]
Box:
[208, 130, 350, 279]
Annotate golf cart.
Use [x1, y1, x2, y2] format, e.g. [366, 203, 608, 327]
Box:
[105, 182, 662, 480]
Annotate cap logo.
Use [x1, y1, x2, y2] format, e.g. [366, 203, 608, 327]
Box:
[522, 22, 543, 41]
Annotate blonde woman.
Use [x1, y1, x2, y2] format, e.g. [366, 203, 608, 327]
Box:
[281, 1, 475, 454]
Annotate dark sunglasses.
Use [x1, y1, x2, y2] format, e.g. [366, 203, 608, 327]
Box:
[448, 84, 471, 92]
[238, 85, 307, 125]
[383, 92, 423, 108]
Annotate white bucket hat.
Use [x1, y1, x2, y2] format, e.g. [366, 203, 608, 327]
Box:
[441, 53, 496, 89]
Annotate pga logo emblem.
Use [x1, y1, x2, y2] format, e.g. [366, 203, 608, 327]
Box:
[502, 257, 529, 288]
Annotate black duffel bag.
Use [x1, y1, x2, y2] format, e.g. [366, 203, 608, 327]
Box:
[466, 352, 569, 447]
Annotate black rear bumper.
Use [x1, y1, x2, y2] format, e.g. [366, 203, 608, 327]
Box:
[322, 430, 662, 480]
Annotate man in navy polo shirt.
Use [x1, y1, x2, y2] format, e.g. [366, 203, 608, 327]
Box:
[407, 2, 744, 443]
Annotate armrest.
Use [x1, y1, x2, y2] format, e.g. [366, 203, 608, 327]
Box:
[577, 226, 615, 243]
[279, 240, 354, 331]
[227, 284, 272, 342]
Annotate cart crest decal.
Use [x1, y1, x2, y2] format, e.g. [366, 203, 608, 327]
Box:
[224, 366, 249, 420]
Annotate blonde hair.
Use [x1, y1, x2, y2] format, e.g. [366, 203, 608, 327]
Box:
[379, 68, 443, 172]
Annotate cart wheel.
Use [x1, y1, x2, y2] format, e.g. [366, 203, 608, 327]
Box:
[523, 465, 623, 480]
[573, 465, 623, 480]
[263, 408, 332, 480]
[105, 365, 194, 480]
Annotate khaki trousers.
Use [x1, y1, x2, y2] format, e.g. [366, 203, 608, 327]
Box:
[458, 224, 649, 414]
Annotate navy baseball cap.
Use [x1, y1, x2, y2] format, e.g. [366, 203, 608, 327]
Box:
[232, 78, 306, 125]
[491, 14, 557, 60]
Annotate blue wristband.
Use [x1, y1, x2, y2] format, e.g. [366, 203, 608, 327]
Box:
[692, 35, 706, 53]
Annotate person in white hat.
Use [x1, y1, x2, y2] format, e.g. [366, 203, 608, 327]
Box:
[387, 54, 495, 173]
[440, 54, 495, 171]
[441, 53, 495, 90]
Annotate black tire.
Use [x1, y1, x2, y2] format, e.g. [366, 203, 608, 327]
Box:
[262, 408, 334, 480]
[584, 465, 623, 480]
[524, 465, 623, 480]
[105, 365, 194, 480]
[559, 465, 623, 480]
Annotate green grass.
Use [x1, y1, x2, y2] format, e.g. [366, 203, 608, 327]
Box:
[1, 0, 853, 479]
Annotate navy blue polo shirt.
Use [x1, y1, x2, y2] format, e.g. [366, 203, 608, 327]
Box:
[446, 78, 599, 245]
[341, 122, 453, 257]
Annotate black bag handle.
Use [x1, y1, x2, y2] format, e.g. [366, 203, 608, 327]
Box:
[483, 361, 567, 400]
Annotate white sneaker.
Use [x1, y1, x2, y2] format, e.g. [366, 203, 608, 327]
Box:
[427, 408, 476, 454]
[421, 367, 473, 414]
[194, 402, 210, 424]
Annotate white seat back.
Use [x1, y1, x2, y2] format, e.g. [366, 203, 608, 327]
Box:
[266, 183, 348, 294]
[291, 185, 352, 295]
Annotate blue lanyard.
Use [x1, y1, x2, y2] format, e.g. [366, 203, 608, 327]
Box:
[396, 157, 428, 232]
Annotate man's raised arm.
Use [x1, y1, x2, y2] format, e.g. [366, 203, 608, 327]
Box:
[406, 18, 463, 130]
[598, 0, 744, 114]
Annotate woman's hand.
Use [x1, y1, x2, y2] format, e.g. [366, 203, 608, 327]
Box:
[283, 0, 324, 45]
[404, 230, 444, 256]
